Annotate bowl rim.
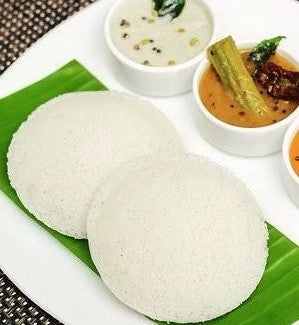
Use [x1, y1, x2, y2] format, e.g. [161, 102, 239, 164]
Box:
[192, 41, 299, 134]
[104, 0, 218, 73]
[283, 116, 299, 185]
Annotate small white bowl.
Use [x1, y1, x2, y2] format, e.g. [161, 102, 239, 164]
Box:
[104, 0, 217, 97]
[282, 117, 299, 207]
[192, 42, 299, 157]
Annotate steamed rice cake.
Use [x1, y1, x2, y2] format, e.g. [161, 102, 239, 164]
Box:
[7, 91, 183, 238]
[87, 154, 268, 323]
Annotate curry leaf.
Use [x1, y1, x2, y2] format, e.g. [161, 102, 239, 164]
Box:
[249, 36, 286, 66]
[153, 0, 163, 11]
[152, 0, 186, 19]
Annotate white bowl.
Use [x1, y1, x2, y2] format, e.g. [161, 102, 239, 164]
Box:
[104, 0, 217, 97]
[192, 43, 299, 157]
[282, 117, 299, 207]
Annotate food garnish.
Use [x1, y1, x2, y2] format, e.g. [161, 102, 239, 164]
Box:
[248, 36, 299, 101]
[152, 0, 186, 19]
[189, 37, 199, 47]
[254, 62, 299, 101]
[207, 36, 271, 117]
[249, 36, 286, 72]
[120, 19, 130, 27]
[147, 17, 155, 23]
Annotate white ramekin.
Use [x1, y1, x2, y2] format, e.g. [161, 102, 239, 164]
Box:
[192, 43, 299, 157]
[104, 0, 217, 97]
[282, 117, 299, 207]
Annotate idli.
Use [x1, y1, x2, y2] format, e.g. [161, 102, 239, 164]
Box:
[87, 154, 268, 323]
[7, 91, 183, 238]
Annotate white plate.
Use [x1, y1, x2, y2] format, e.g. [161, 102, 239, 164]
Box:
[0, 0, 298, 324]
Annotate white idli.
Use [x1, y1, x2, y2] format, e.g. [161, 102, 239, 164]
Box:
[7, 91, 183, 238]
[87, 154, 268, 323]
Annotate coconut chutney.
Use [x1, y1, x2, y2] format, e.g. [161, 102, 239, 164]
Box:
[87, 154, 268, 323]
[7, 91, 183, 239]
[109, 0, 213, 67]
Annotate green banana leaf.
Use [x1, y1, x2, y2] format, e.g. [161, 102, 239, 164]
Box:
[0, 60, 298, 325]
[0, 60, 105, 273]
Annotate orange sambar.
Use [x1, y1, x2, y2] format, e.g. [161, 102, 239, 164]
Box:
[290, 131, 299, 176]
[199, 52, 299, 128]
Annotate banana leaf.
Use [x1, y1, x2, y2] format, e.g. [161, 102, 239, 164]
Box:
[0, 60, 298, 325]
